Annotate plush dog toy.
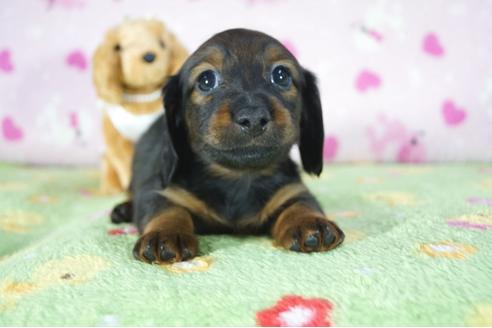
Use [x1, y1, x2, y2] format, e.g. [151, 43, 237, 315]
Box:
[92, 18, 188, 194]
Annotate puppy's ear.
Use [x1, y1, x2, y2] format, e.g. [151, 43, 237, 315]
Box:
[163, 74, 190, 161]
[92, 28, 123, 103]
[299, 69, 324, 176]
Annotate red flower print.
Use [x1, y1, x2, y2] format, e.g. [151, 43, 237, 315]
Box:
[256, 295, 333, 327]
[107, 226, 138, 236]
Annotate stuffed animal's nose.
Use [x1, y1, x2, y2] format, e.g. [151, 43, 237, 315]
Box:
[143, 52, 156, 63]
[233, 107, 271, 137]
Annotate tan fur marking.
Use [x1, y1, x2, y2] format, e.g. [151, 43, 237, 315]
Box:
[144, 207, 194, 234]
[272, 203, 324, 238]
[206, 101, 231, 145]
[270, 97, 293, 126]
[239, 183, 308, 227]
[272, 203, 344, 251]
[159, 186, 228, 225]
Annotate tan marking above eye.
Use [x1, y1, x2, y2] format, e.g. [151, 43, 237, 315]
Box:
[189, 62, 218, 86]
[270, 60, 300, 83]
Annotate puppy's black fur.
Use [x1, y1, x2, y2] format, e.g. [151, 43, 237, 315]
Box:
[111, 28, 344, 263]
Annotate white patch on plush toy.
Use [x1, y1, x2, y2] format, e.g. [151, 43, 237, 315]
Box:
[98, 95, 164, 142]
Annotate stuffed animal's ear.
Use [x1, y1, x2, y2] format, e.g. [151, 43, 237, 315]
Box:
[163, 74, 190, 161]
[299, 69, 324, 176]
[148, 20, 188, 75]
[92, 28, 123, 103]
[166, 31, 188, 75]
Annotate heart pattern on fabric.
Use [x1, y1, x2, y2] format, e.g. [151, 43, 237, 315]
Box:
[323, 136, 339, 161]
[422, 33, 445, 57]
[66, 50, 87, 70]
[2, 117, 24, 141]
[442, 100, 467, 126]
[0, 50, 14, 73]
[355, 70, 381, 92]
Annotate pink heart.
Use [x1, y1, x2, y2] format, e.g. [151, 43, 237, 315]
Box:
[66, 50, 87, 70]
[355, 70, 381, 92]
[323, 136, 338, 161]
[282, 39, 299, 58]
[2, 117, 24, 141]
[422, 33, 444, 57]
[442, 100, 467, 126]
[0, 50, 14, 73]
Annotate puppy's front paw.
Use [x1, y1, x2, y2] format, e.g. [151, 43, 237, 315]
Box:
[275, 216, 344, 253]
[133, 231, 198, 264]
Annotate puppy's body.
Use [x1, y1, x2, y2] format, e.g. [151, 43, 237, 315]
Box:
[114, 29, 344, 263]
[132, 115, 313, 234]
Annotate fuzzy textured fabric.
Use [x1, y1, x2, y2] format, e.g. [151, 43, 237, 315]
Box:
[1, 163, 492, 326]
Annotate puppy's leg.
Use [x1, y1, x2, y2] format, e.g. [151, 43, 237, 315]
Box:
[133, 207, 198, 264]
[272, 199, 344, 253]
[110, 201, 133, 223]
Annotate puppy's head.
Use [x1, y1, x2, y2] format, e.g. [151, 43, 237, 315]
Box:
[93, 19, 188, 102]
[165, 29, 324, 175]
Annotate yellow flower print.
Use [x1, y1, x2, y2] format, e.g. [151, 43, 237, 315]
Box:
[344, 230, 366, 243]
[420, 241, 477, 259]
[480, 179, 492, 191]
[0, 182, 27, 192]
[0, 211, 44, 233]
[466, 303, 492, 326]
[31, 255, 109, 287]
[29, 194, 59, 204]
[366, 192, 417, 206]
[327, 210, 360, 220]
[163, 256, 213, 273]
[357, 176, 383, 184]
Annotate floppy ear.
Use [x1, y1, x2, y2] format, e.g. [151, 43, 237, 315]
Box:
[299, 69, 324, 176]
[163, 74, 191, 162]
[166, 32, 188, 75]
[148, 20, 188, 75]
[92, 28, 123, 103]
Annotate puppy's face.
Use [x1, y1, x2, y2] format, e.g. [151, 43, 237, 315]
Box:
[165, 29, 324, 175]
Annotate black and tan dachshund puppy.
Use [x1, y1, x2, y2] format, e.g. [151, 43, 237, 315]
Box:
[111, 28, 344, 263]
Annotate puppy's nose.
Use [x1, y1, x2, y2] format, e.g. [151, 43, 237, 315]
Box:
[233, 107, 271, 137]
[142, 52, 156, 63]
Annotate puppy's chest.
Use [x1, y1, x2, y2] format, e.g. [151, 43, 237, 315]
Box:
[182, 178, 278, 231]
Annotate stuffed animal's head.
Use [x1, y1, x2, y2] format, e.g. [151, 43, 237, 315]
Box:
[93, 19, 188, 103]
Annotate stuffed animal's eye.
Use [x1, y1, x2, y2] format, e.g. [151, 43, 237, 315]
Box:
[159, 39, 166, 48]
[114, 44, 121, 52]
[271, 65, 291, 88]
[197, 70, 218, 92]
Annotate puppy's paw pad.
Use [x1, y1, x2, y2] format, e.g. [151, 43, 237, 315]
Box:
[278, 217, 344, 253]
[133, 231, 198, 264]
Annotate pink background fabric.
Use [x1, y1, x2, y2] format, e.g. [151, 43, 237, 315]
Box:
[1, 0, 491, 165]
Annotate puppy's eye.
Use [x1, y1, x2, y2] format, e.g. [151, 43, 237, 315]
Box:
[197, 70, 218, 92]
[114, 44, 121, 52]
[159, 39, 166, 48]
[271, 65, 292, 88]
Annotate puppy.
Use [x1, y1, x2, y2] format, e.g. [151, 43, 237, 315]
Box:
[112, 28, 344, 263]
[92, 19, 188, 194]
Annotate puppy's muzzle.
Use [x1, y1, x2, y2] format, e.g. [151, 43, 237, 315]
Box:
[233, 106, 271, 137]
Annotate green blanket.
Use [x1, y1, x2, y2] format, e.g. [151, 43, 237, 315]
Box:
[1, 163, 492, 326]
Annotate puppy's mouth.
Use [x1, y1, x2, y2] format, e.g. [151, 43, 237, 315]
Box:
[202, 144, 287, 170]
